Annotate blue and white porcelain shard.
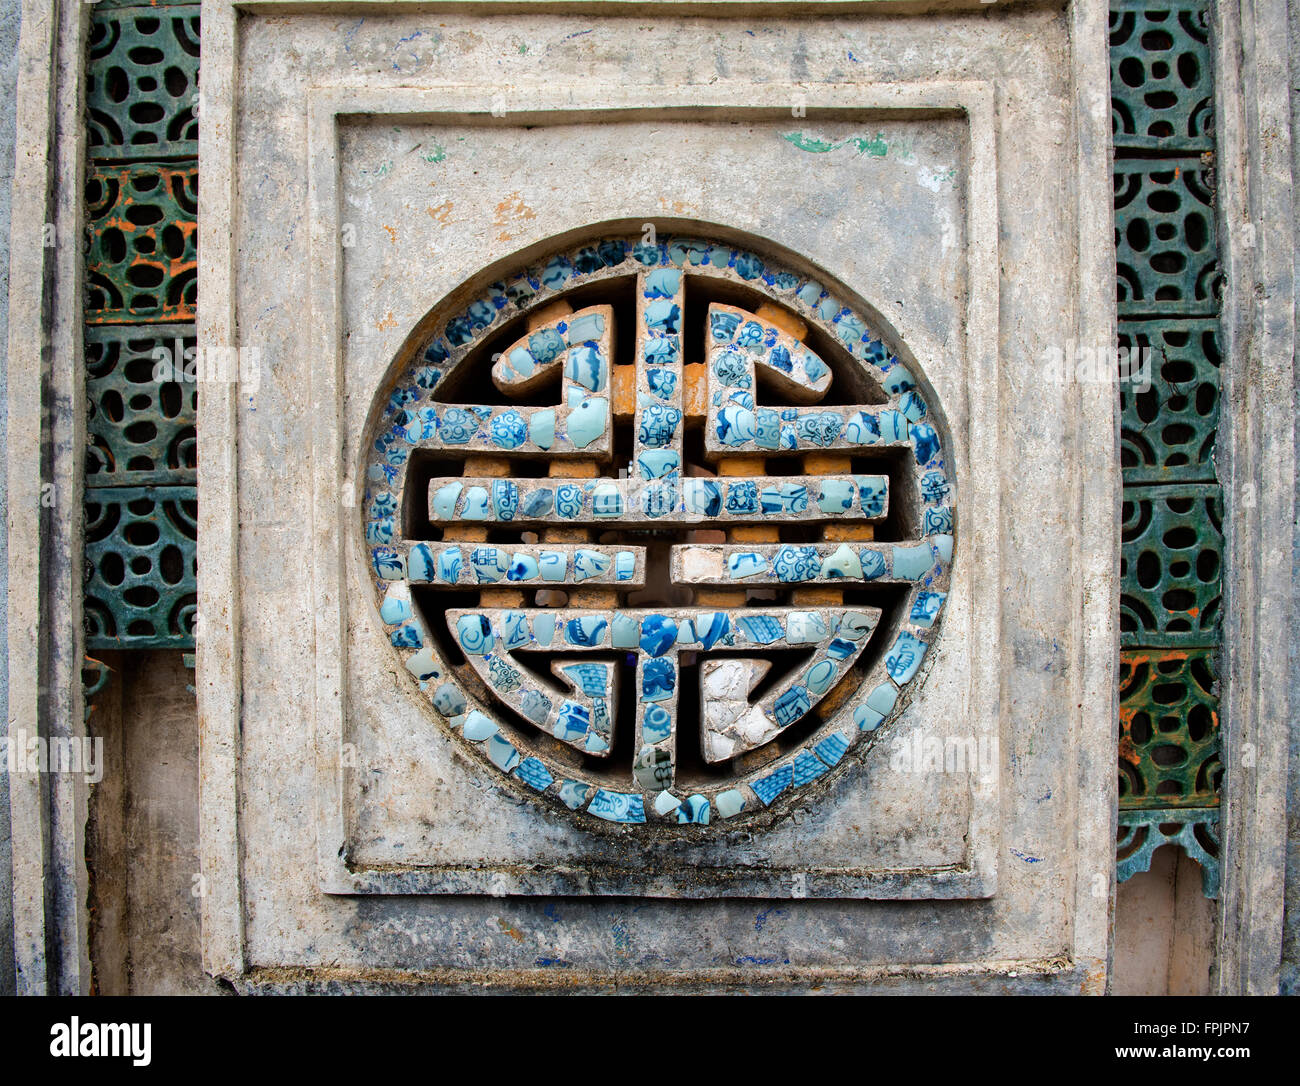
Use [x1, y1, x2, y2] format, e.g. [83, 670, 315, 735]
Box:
[431, 481, 462, 520]
[892, 543, 934, 581]
[727, 552, 767, 579]
[554, 700, 591, 742]
[507, 552, 539, 582]
[815, 733, 850, 767]
[566, 615, 608, 647]
[724, 480, 759, 513]
[923, 505, 954, 534]
[786, 611, 828, 644]
[677, 795, 710, 825]
[837, 611, 874, 640]
[589, 790, 646, 824]
[822, 543, 863, 580]
[565, 345, 605, 392]
[738, 614, 782, 645]
[404, 646, 441, 682]
[911, 591, 946, 627]
[379, 584, 412, 625]
[885, 631, 928, 684]
[637, 449, 679, 479]
[501, 611, 531, 651]
[461, 486, 489, 520]
[639, 403, 682, 448]
[464, 711, 498, 742]
[612, 613, 640, 649]
[565, 311, 605, 343]
[694, 612, 731, 650]
[715, 789, 745, 819]
[591, 483, 622, 518]
[683, 479, 721, 517]
[529, 327, 565, 364]
[555, 484, 583, 518]
[715, 404, 757, 446]
[436, 547, 462, 584]
[817, 479, 855, 515]
[456, 614, 494, 655]
[407, 543, 436, 583]
[490, 410, 527, 450]
[641, 660, 675, 704]
[645, 367, 677, 397]
[431, 682, 466, 718]
[826, 637, 856, 661]
[643, 703, 672, 742]
[485, 735, 520, 772]
[529, 409, 555, 450]
[860, 549, 888, 580]
[568, 397, 609, 448]
[791, 750, 829, 788]
[516, 757, 554, 792]
[773, 685, 811, 727]
[519, 689, 551, 724]
[470, 546, 509, 583]
[573, 549, 611, 582]
[538, 551, 566, 581]
[751, 765, 792, 806]
[640, 614, 677, 657]
[654, 790, 682, 817]
[773, 545, 821, 582]
[805, 659, 837, 697]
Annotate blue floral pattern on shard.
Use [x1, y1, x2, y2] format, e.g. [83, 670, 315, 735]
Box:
[362, 232, 953, 830]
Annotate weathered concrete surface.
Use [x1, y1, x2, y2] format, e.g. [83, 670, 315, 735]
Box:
[197, 3, 1117, 991]
[86, 652, 225, 995]
[1284, 0, 1300, 999]
[0, 0, 23, 999]
[1113, 847, 1216, 995]
[1214, 0, 1300, 995]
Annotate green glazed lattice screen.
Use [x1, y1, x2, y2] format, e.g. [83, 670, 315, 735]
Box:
[1110, 0, 1224, 896]
[83, 2, 200, 653]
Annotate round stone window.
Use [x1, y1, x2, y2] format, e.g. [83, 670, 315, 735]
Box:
[360, 228, 954, 830]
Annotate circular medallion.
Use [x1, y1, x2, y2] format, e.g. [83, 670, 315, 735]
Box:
[360, 229, 954, 830]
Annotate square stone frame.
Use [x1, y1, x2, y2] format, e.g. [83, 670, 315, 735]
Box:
[194, 0, 1120, 985]
[312, 83, 999, 900]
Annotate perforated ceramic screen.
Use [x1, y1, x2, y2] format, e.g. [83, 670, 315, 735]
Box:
[360, 231, 954, 830]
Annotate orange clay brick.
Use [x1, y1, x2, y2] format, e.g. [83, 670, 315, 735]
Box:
[463, 455, 511, 477]
[683, 363, 709, 419]
[730, 525, 780, 543]
[542, 527, 589, 543]
[823, 523, 876, 541]
[612, 365, 636, 422]
[717, 456, 766, 476]
[817, 672, 862, 719]
[570, 588, 619, 608]
[693, 588, 749, 607]
[526, 299, 573, 330]
[755, 302, 807, 341]
[804, 453, 853, 475]
[549, 460, 600, 477]
[791, 587, 842, 606]
[443, 526, 488, 542]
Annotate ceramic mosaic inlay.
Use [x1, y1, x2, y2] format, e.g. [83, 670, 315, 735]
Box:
[360, 231, 955, 830]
